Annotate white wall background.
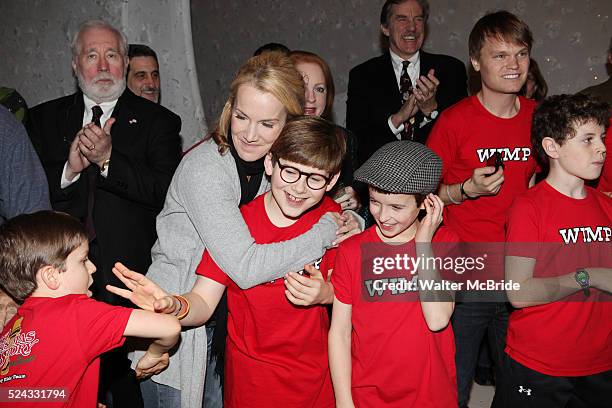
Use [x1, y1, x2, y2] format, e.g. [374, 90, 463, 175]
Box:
[1, 1, 610, 136]
[191, 0, 612, 126]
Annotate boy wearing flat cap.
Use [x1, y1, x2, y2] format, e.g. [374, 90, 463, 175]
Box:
[329, 141, 459, 407]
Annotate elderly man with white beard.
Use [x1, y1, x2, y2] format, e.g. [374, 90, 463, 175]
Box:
[26, 19, 181, 408]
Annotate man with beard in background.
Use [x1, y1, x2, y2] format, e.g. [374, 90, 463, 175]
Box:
[27, 20, 182, 407]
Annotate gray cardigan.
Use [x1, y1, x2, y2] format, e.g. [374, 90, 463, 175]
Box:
[132, 140, 337, 407]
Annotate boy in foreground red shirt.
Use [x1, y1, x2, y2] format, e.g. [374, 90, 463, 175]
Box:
[504, 94, 611, 407]
[0, 211, 180, 408]
[329, 141, 458, 408]
[109, 116, 347, 407]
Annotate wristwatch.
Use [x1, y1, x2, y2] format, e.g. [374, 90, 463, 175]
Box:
[100, 159, 111, 173]
[575, 268, 590, 297]
[425, 109, 439, 120]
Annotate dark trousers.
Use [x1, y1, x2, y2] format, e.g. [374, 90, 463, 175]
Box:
[100, 350, 144, 408]
[500, 356, 612, 408]
[452, 301, 510, 408]
[90, 239, 143, 408]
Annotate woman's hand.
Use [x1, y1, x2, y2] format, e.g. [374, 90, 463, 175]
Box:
[328, 212, 362, 246]
[334, 186, 361, 211]
[106, 262, 177, 314]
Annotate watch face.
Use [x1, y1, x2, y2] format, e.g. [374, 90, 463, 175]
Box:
[576, 270, 589, 285]
[430, 110, 439, 120]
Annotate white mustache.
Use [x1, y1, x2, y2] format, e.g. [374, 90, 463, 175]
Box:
[93, 73, 116, 83]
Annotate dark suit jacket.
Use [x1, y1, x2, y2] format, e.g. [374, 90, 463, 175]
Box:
[347, 51, 468, 165]
[27, 89, 182, 305]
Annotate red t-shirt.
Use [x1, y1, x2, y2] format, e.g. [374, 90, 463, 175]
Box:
[0, 295, 132, 407]
[196, 195, 339, 408]
[427, 95, 538, 242]
[596, 118, 612, 193]
[505, 181, 612, 376]
[331, 226, 458, 408]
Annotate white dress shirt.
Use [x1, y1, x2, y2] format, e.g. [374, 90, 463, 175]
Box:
[390, 49, 420, 90]
[387, 50, 420, 138]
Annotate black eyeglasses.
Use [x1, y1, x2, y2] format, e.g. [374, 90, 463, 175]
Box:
[273, 156, 331, 190]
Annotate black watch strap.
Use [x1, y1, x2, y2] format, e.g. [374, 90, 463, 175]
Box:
[575, 268, 590, 297]
[460, 180, 477, 200]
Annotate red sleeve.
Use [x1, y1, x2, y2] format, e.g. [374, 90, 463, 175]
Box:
[433, 226, 460, 244]
[432, 226, 461, 281]
[505, 196, 540, 258]
[432, 226, 460, 258]
[195, 249, 231, 286]
[318, 247, 337, 280]
[321, 196, 342, 213]
[75, 297, 133, 362]
[330, 245, 353, 305]
[426, 113, 458, 181]
[314, 197, 341, 280]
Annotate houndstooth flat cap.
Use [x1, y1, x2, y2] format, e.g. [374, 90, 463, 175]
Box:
[354, 141, 442, 194]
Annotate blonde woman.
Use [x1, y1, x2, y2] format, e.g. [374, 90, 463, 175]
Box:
[124, 52, 357, 407]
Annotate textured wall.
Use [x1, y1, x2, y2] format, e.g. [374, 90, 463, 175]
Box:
[192, 0, 612, 126]
[1, 1, 609, 135]
[0, 0, 122, 104]
[0, 0, 206, 149]
[123, 0, 207, 148]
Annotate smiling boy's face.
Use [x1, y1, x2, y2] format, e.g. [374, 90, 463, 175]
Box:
[369, 187, 422, 243]
[264, 154, 338, 226]
[59, 240, 96, 297]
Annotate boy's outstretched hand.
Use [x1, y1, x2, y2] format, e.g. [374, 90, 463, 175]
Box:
[284, 264, 334, 306]
[415, 193, 444, 243]
[106, 262, 177, 314]
[135, 350, 170, 379]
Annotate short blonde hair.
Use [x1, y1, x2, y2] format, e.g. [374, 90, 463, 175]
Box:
[212, 51, 305, 154]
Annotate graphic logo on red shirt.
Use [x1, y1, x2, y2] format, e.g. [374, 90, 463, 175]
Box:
[364, 275, 419, 297]
[558, 226, 612, 244]
[476, 147, 531, 163]
[0, 317, 39, 376]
